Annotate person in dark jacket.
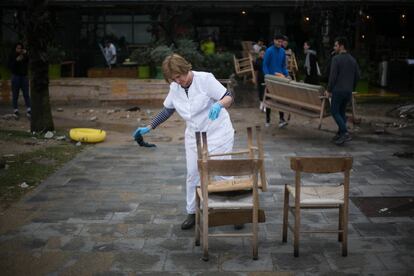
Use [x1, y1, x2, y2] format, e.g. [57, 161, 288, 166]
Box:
[303, 41, 320, 85]
[326, 37, 360, 145]
[254, 47, 266, 112]
[8, 42, 31, 119]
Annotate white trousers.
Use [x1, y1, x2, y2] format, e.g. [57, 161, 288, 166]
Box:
[184, 135, 234, 214]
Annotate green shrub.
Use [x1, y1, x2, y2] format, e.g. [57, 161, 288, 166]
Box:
[150, 45, 173, 65]
[175, 39, 204, 68]
[202, 52, 234, 79]
[130, 47, 152, 66]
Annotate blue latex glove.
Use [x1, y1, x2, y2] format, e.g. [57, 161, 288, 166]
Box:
[132, 127, 150, 139]
[208, 102, 222, 121]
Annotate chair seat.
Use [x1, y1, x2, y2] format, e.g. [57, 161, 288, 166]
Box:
[208, 177, 267, 193]
[286, 184, 344, 206]
[197, 188, 253, 209]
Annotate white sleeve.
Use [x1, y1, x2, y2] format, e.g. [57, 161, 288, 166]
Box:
[163, 87, 175, 109]
[204, 73, 227, 101]
[111, 45, 116, 55]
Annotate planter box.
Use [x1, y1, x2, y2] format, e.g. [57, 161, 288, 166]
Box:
[87, 67, 137, 78]
[49, 64, 61, 79]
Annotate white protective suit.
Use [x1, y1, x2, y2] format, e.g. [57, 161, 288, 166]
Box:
[163, 71, 234, 214]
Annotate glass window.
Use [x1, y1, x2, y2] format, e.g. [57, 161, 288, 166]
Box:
[133, 15, 151, 22]
[133, 23, 152, 44]
[106, 15, 132, 22]
[106, 24, 132, 43]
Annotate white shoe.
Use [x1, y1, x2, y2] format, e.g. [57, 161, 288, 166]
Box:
[278, 121, 288, 128]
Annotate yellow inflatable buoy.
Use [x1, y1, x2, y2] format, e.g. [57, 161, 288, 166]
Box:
[69, 128, 106, 143]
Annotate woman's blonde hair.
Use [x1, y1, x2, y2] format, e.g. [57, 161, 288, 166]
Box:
[162, 54, 192, 83]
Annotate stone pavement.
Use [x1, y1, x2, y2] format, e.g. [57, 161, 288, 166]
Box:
[1, 108, 414, 275]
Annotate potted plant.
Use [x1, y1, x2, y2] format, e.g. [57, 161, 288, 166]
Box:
[202, 52, 234, 79]
[150, 45, 173, 79]
[130, 47, 151, 79]
[47, 45, 65, 79]
[175, 39, 204, 69]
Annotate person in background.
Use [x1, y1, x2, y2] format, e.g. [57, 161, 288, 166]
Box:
[326, 37, 360, 145]
[133, 54, 235, 230]
[252, 38, 265, 56]
[263, 34, 289, 128]
[303, 41, 321, 85]
[201, 36, 215, 55]
[254, 47, 266, 112]
[104, 40, 117, 68]
[8, 42, 31, 120]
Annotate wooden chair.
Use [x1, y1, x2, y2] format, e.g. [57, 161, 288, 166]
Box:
[195, 127, 266, 261]
[282, 156, 353, 257]
[233, 54, 256, 84]
[286, 50, 299, 80]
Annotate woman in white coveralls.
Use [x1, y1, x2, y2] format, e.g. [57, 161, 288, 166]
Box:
[133, 54, 234, 230]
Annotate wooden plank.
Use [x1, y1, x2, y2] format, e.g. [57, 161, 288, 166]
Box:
[290, 156, 353, 173]
[265, 91, 322, 112]
[263, 100, 322, 118]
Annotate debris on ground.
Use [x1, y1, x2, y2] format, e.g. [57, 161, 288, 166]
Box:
[393, 152, 414, 158]
[56, 135, 66, 141]
[76, 141, 82, 146]
[2, 114, 14, 120]
[125, 106, 140, 112]
[135, 133, 156, 147]
[57, 107, 64, 112]
[90, 116, 97, 121]
[387, 104, 414, 119]
[19, 182, 29, 188]
[44, 131, 54, 139]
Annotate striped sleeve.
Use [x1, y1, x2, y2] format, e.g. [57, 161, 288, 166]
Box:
[150, 107, 176, 129]
[220, 90, 234, 106]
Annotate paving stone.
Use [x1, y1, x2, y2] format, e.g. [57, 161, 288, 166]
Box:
[112, 251, 165, 272]
[352, 223, 400, 237]
[164, 252, 218, 271]
[219, 252, 273, 271]
[324, 252, 386, 273]
[271, 253, 332, 273]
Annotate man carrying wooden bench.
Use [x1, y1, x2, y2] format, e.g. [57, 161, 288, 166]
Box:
[263, 33, 290, 128]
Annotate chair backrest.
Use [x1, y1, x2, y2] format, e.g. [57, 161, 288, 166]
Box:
[290, 156, 353, 174]
[196, 126, 267, 192]
[204, 158, 262, 178]
[234, 54, 254, 76]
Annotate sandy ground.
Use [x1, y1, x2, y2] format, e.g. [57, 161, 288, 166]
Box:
[0, 100, 413, 156]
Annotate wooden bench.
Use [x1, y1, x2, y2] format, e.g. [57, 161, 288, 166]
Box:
[263, 74, 357, 129]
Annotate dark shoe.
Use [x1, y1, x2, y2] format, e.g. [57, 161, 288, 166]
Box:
[331, 132, 340, 142]
[13, 110, 19, 120]
[181, 214, 195, 230]
[335, 133, 352, 145]
[278, 120, 288, 128]
[234, 224, 244, 230]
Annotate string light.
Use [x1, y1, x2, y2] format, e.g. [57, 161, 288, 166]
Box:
[241, 10, 246, 15]
[401, 14, 406, 19]
[305, 16, 310, 22]
[366, 15, 370, 20]
[361, 35, 365, 39]
[402, 35, 405, 40]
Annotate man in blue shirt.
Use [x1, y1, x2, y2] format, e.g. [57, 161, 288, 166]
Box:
[263, 34, 289, 128]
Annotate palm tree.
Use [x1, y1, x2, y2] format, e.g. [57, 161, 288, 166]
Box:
[26, 0, 54, 132]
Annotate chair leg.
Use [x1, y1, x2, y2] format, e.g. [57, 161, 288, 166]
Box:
[282, 184, 289, 243]
[252, 208, 258, 260]
[293, 204, 300, 257]
[202, 208, 209, 261]
[338, 205, 343, 242]
[342, 204, 348, 257]
[195, 193, 200, 246]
